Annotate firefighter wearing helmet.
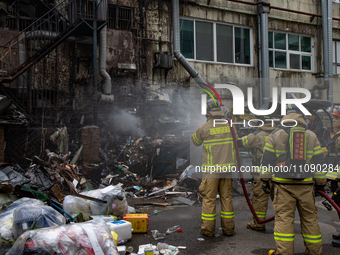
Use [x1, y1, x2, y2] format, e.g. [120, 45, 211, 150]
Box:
[325, 106, 340, 247]
[237, 111, 277, 231]
[261, 104, 326, 255]
[192, 98, 236, 236]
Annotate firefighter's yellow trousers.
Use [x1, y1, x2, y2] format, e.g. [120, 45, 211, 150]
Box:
[249, 177, 271, 229]
[199, 173, 234, 236]
[272, 184, 322, 255]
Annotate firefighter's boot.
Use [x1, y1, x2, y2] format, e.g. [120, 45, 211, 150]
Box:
[332, 240, 340, 247]
[333, 233, 340, 240]
[246, 222, 265, 231]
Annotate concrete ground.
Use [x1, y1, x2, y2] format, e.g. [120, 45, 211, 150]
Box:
[127, 193, 340, 255]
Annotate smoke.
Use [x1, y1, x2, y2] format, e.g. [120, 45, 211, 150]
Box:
[111, 109, 145, 137]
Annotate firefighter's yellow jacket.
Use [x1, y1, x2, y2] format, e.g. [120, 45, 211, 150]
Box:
[260, 113, 327, 185]
[191, 110, 236, 168]
[325, 128, 340, 181]
[239, 123, 276, 171]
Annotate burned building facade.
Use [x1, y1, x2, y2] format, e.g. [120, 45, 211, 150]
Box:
[0, 0, 340, 164]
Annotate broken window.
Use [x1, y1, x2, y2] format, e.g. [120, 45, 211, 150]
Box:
[180, 18, 252, 65]
[269, 31, 313, 71]
[107, 5, 133, 30]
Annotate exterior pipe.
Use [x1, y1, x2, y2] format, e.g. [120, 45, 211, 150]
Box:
[321, 0, 329, 95]
[257, 13, 262, 104]
[327, 0, 333, 106]
[98, 0, 111, 95]
[172, 0, 215, 97]
[259, 1, 270, 105]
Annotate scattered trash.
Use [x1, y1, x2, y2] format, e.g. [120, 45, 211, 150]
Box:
[177, 229, 182, 233]
[0, 166, 29, 187]
[118, 239, 128, 245]
[175, 196, 195, 206]
[157, 243, 176, 251]
[151, 230, 166, 240]
[124, 214, 149, 233]
[197, 238, 205, 242]
[63, 185, 128, 220]
[7, 219, 118, 255]
[0, 198, 44, 244]
[107, 220, 133, 241]
[154, 210, 158, 215]
[127, 246, 134, 253]
[166, 225, 180, 234]
[12, 204, 66, 239]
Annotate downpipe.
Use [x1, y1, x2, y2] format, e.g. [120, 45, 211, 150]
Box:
[227, 118, 340, 224]
[98, 0, 111, 94]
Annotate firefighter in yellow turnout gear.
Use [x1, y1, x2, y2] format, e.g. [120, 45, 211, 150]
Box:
[238, 116, 276, 231]
[261, 105, 326, 255]
[325, 107, 340, 247]
[192, 98, 236, 236]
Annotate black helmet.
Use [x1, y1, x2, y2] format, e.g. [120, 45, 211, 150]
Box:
[286, 104, 303, 114]
[207, 98, 221, 112]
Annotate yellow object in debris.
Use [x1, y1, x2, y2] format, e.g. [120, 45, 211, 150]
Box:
[110, 230, 118, 245]
[124, 214, 149, 233]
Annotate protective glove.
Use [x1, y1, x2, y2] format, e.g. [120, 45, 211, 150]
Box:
[314, 185, 325, 197]
[262, 181, 270, 194]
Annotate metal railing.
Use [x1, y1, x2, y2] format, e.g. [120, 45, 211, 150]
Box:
[0, 0, 100, 80]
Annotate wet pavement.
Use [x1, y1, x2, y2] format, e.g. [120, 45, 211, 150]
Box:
[127, 194, 340, 255]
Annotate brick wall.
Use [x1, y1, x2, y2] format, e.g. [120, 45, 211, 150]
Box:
[81, 126, 100, 163]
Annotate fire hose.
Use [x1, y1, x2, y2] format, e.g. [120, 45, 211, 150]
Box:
[226, 118, 340, 224]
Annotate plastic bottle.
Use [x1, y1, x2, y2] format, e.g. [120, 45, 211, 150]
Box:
[165, 225, 180, 234]
[157, 243, 176, 251]
[151, 230, 166, 240]
[127, 246, 134, 253]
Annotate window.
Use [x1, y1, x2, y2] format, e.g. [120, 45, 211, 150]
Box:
[180, 18, 252, 65]
[107, 5, 133, 30]
[333, 41, 340, 75]
[268, 31, 313, 71]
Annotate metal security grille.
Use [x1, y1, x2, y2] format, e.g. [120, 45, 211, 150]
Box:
[107, 5, 132, 30]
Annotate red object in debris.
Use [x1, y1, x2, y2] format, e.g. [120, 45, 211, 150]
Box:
[177, 229, 182, 232]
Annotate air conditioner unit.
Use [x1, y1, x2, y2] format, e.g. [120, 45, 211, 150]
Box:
[153, 52, 173, 69]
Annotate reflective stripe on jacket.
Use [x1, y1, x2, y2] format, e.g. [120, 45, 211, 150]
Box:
[260, 113, 327, 185]
[191, 111, 236, 168]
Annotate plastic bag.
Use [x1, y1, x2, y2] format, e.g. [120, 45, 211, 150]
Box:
[63, 185, 128, 220]
[6, 219, 119, 255]
[0, 198, 44, 244]
[12, 204, 66, 239]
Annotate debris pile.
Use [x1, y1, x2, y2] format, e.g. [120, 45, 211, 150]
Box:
[0, 124, 201, 254]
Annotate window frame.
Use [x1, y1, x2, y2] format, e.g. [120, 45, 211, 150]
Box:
[180, 17, 253, 66]
[268, 31, 314, 72]
[107, 4, 133, 30]
[333, 40, 340, 75]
